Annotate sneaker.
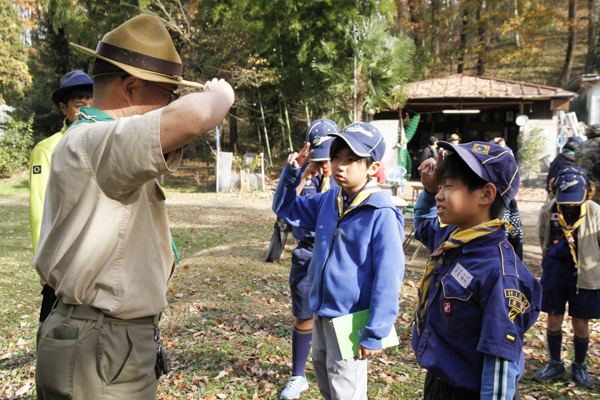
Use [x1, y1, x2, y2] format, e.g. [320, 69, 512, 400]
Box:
[280, 375, 309, 399]
[571, 361, 595, 389]
[532, 359, 567, 382]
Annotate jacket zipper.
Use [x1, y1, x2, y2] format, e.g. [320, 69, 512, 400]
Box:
[316, 214, 344, 312]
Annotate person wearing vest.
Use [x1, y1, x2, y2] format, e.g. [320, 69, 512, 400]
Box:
[29, 70, 93, 322]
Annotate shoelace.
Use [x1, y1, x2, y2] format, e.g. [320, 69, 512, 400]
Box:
[286, 379, 303, 388]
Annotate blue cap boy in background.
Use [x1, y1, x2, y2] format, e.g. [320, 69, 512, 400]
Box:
[535, 166, 600, 389]
[274, 121, 404, 400]
[412, 141, 542, 399]
[281, 119, 340, 400]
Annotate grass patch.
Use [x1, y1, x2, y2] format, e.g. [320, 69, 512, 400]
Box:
[1, 185, 600, 399]
[0, 175, 29, 202]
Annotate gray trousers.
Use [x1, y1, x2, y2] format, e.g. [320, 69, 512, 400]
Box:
[312, 313, 368, 400]
[36, 300, 159, 400]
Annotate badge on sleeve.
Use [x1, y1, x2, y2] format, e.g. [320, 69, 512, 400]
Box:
[33, 166, 42, 174]
[504, 289, 530, 322]
[503, 329, 517, 346]
[551, 213, 559, 221]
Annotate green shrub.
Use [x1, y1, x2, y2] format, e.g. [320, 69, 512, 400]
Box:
[0, 115, 34, 177]
[517, 125, 546, 182]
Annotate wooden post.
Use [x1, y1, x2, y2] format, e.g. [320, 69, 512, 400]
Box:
[261, 152, 265, 191]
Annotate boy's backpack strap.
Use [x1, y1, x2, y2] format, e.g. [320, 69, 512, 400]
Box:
[498, 240, 519, 278]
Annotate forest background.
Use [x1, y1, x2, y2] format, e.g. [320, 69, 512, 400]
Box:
[2, 0, 600, 170]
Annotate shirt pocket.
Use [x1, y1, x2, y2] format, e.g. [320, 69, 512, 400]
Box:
[440, 274, 473, 339]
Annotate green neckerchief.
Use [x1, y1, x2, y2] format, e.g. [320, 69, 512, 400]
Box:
[71, 106, 115, 126]
[70, 106, 181, 263]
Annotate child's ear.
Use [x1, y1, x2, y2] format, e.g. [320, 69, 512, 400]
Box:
[367, 161, 381, 177]
[59, 102, 68, 116]
[480, 183, 497, 206]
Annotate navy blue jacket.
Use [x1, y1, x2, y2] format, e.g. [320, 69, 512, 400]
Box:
[412, 191, 542, 392]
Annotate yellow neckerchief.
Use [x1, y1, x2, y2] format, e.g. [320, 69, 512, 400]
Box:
[415, 219, 508, 334]
[557, 203, 587, 269]
[320, 175, 331, 193]
[336, 178, 380, 219]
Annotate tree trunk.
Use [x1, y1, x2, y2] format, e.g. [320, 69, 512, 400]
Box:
[229, 107, 238, 153]
[586, 0, 600, 73]
[561, 0, 577, 87]
[257, 91, 272, 166]
[476, 0, 489, 76]
[457, 7, 469, 73]
[408, 0, 423, 49]
[513, 0, 521, 48]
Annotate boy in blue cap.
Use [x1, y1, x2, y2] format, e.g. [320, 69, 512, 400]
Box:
[414, 141, 542, 400]
[29, 70, 93, 322]
[534, 167, 600, 388]
[273, 122, 405, 400]
[281, 119, 340, 399]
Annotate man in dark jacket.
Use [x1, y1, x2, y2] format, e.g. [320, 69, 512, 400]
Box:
[419, 136, 438, 176]
[574, 125, 600, 203]
[547, 136, 583, 193]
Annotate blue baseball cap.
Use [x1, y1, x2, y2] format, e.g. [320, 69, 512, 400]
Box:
[306, 119, 339, 162]
[329, 122, 386, 162]
[51, 70, 93, 107]
[555, 167, 588, 205]
[437, 141, 520, 206]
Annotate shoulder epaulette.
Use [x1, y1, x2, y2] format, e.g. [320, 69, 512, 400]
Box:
[499, 240, 519, 278]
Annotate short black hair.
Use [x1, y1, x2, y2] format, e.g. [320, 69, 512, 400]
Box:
[59, 87, 93, 106]
[563, 139, 580, 152]
[437, 152, 505, 219]
[91, 59, 130, 88]
[428, 136, 438, 146]
[329, 138, 374, 167]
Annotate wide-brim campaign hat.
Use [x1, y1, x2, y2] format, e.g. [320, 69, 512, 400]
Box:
[328, 122, 386, 162]
[51, 70, 93, 107]
[555, 167, 588, 205]
[306, 119, 339, 162]
[437, 141, 520, 206]
[70, 15, 202, 88]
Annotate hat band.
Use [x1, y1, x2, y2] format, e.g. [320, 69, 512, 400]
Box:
[96, 41, 183, 78]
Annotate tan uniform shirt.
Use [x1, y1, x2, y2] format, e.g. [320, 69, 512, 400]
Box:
[33, 107, 182, 319]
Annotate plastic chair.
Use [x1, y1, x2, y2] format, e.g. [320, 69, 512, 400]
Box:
[386, 166, 406, 196]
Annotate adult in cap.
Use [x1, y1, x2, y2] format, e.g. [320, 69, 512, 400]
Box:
[34, 14, 234, 399]
[29, 70, 93, 324]
[548, 136, 583, 194]
[575, 124, 600, 203]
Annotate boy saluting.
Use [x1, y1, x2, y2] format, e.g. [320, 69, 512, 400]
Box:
[413, 141, 542, 399]
[273, 122, 405, 400]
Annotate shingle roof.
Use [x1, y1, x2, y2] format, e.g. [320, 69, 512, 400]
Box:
[408, 74, 576, 99]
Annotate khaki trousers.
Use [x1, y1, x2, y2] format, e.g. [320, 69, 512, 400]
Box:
[36, 301, 159, 400]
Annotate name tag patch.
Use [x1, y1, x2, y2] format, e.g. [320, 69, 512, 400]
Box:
[451, 263, 473, 289]
[33, 165, 41, 174]
[443, 300, 452, 314]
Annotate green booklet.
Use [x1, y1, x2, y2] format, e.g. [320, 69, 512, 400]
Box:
[332, 309, 399, 360]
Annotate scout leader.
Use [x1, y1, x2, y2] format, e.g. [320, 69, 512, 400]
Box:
[34, 15, 234, 399]
[413, 141, 542, 400]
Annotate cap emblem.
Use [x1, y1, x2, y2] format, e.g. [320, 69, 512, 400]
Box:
[312, 136, 333, 147]
[559, 179, 578, 191]
[472, 143, 490, 155]
[345, 125, 374, 137]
